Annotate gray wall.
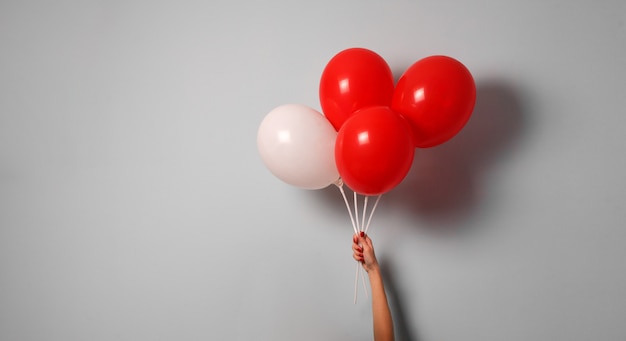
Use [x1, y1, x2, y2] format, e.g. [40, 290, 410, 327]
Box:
[1, 1, 625, 340]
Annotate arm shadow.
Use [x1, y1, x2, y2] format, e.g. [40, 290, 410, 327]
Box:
[379, 257, 420, 341]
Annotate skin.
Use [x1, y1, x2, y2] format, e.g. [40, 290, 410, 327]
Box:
[352, 232, 395, 341]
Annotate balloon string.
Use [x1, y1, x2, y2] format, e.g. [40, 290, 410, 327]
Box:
[337, 184, 358, 235]
[360, 264, 368, 299]
[364, 195, 382, 235]
[361, 196, 368, 233]
[338, 185, 364, 303]
[353, 191, 362, 304]
[338, 186, 374, 304]
[353, 191, 360, 232]
[353, 193, 371, 302]
[359, 195, 370, 300]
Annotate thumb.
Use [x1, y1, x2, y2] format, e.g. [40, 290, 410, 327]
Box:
[358, 233, 369, 247]
[363, 234, 373, 248]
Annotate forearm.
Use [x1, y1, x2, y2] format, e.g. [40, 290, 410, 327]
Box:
[368, 267, 394, 341]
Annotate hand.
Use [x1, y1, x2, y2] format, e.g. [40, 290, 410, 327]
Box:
[352, 232, 379, 273]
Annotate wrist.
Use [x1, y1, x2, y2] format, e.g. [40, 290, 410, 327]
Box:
[366, 263, 381, 275]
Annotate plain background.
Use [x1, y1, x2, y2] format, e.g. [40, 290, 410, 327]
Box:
[1, 1, 625, 340]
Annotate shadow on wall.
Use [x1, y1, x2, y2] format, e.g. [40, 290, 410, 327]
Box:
[306, 79, 527, 341]
[312, 79, 527, 231]
[379, 257, 420, 341]
[385, 79, 526, 229]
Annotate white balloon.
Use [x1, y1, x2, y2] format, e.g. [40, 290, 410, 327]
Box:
[257, 104, 339, 189]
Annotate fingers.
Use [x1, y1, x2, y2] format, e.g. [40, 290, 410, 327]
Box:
[352, 243, 363, 259]
[353, 253, 364, 262]
[352, 241, 364, 261]
[358, 235, 373, 250]
[352, 232, 371, 263]
[353, 233, 372, 248]
[354, 233, 366, 243]
[352, 233, 372, 263]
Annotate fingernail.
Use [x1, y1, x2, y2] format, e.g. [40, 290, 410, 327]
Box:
[360, 231, 364, 237]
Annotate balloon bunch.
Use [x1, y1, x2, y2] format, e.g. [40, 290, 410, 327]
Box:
[257, 47, 476, 301]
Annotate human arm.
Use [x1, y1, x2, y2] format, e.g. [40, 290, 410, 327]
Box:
[353, 233, 395, 341]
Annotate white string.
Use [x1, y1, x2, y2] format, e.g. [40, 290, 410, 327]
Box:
[338, 184, 362, 304]
[360, 264, 368, 299]
[353, 191, 361, 304]
[359, 195, 370, 300]
[340, 188, 380, 304]
[353, 191, 360, 232]
[337, 185, 358, 235]
[361, 196, 369, 233]
[364, 195, 382, 235]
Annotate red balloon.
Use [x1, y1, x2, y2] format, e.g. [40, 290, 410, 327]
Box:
[335, 106, 414, 195]
[320, 48, 394, 131]
[392, 55, 476, 148]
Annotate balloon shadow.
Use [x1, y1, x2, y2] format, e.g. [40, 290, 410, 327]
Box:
[308, 184, 356, 220]
[309, 78, 526, 232]
[385, 78, 527, 230]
